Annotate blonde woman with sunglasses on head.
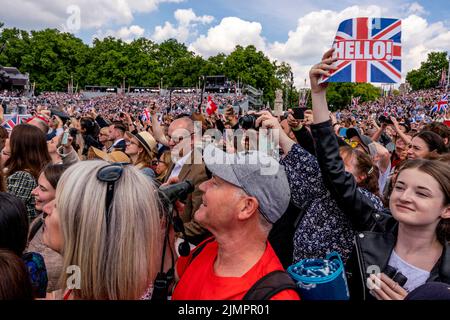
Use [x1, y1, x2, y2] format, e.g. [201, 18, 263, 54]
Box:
[42, 161, 162, 300]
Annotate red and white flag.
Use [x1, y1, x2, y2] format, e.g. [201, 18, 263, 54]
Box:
[206, 96, 217, 115]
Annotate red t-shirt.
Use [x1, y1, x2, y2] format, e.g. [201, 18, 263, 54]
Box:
[172, 239, 300, 300]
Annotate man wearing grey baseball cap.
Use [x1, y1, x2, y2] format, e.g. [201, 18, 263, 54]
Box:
[172, 144, 299, 300]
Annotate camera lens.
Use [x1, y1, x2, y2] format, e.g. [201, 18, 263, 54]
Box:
[239, 114, 257, 130]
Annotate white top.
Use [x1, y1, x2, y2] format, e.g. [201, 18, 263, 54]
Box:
[387, 250, 430, 293]
[168, 151, 192, 180]
[108, 138, 125, 152]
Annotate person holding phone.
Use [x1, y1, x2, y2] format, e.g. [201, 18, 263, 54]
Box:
[285, 109, 316, 156]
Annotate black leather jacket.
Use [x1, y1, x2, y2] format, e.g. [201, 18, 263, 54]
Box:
[310, 120, 450, 300]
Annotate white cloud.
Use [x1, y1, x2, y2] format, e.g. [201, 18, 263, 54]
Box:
[151, 8, 213, 43]
[93, 25, 145, 43]
[189, 17, 266, 57]
[402, 15, 450, 75]
[174, 8, 214, 26]
[0, 0, 186, 32]
[405, 2, 428, 16]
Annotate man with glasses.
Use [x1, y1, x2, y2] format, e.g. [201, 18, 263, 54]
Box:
[165, 117, 210, 246]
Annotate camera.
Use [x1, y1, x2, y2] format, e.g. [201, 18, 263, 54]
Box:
[50, 109, 71, 126]
[292, 107, 306, 120]
[378, 115, 393, 125]
[158, 180, 194, 208]
[238, 114, 258, 130]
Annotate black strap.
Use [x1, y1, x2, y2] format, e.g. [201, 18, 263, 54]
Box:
[185, 237, 215, 267]
[152, 206, 175, 301]
[185, 239, 298, 300]
[243, 270, 298, 300]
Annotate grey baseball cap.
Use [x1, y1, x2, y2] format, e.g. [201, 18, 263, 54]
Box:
[203, 144, 291, 224]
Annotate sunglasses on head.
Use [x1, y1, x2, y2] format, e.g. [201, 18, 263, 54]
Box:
[96, 163, 130, 227]
[344, 139, 359, 148]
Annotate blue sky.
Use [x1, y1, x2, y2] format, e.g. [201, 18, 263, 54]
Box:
[1, 0, 449, 86]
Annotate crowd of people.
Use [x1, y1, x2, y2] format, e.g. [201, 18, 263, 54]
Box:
[1, 90, 247, 118]
[1, 52, 450, 301]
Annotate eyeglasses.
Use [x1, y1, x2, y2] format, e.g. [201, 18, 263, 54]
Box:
[152, 159, 167, 166]
[167, 133, 193, 143]
[125, 139, 139, 146]
[96, 163, 129, 228]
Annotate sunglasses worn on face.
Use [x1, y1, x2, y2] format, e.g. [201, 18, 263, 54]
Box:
[96, 163, 129, 227]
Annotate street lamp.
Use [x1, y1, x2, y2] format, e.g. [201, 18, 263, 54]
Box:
[289, 71, 294, 109]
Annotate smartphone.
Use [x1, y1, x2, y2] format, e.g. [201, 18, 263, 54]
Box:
[338, 127, 347, 137]
[292, 107, 305, 120]
[61, 131, 70, 145]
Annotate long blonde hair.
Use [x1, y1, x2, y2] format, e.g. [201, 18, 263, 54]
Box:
[56, 160, 162, 299]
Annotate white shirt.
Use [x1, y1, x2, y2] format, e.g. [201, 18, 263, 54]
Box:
[168, 151, 192, 180]
[108, 138, 125, 152]
[387, 250, 430, 293]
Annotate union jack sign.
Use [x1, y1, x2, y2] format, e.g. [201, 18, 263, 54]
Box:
[321, 17, 402, 84]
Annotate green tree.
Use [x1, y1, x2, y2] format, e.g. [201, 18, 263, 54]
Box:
[200, 53, 226, 77]
[85, 37, 130, 87]
[224, 45, 279, 104]
[406, 51, 449, 90]
[0, 28, 89, 92]
[0, 22, 299, 100]
[324, 82, 381, 111]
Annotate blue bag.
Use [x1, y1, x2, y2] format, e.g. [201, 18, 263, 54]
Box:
[287, 252, 350, 300]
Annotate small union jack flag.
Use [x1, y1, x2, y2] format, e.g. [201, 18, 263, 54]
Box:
[431, 94, 448, 113]
[141, 108, 151, 122]
[1, 114, 18, 131]
[321, 17, 402, 84]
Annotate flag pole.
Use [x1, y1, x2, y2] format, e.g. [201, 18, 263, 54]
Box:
[299, 90, 301, 108]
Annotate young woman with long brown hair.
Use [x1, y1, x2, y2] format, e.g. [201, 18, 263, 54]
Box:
[4, 124, 51, 221]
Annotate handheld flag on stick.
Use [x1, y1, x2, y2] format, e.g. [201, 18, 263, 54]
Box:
[1, 114, 18, 131]
[206, 96, 217, 115]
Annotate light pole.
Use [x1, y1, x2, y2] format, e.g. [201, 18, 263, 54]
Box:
[289, 71, 294, 110]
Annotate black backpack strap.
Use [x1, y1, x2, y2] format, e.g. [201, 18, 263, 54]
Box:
[185, 237, 215, 267]
[243, 270, 298, 300]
